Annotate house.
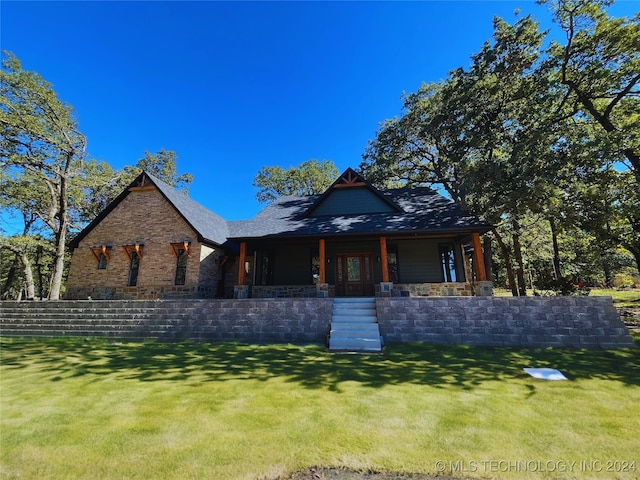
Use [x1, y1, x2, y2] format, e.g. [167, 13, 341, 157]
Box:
[65, 168, 493, 300]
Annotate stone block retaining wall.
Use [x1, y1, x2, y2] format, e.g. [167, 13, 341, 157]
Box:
[376, 296, 635, 349]
[1, 296, 634, 349]
[0, 299, 333, 344]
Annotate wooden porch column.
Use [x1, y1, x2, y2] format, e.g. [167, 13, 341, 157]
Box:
[379, 236, 389, 282]
[318, 239, 326, 283]
[471, 233, 487, 281]
[237, 241, 247, 286]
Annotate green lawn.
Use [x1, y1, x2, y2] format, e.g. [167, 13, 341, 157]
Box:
[590, 288, 640, 308]
[1, 338, 639, 480]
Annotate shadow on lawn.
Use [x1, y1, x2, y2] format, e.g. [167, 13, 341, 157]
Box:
[1, 338, 639, 390]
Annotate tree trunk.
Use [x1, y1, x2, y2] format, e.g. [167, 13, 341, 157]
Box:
[2, 248, 35, 300]
[35, 245, 45, 300]
[629, 248, 640, 280]
[483, 235, 493, 282]
[48, 172, 69, 300]
[2, 265, 16, 299]
[601, 252, 613, 288]
[512, 216, 527, 296]
[19, 251, 35, 300]
[493, 229, 517, 296]
[549, 216, 562, 280]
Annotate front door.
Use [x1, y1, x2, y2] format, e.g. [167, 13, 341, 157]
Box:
[336, 254, 374, 296]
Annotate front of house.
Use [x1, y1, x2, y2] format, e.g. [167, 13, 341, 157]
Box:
[66, 168, 493, 300]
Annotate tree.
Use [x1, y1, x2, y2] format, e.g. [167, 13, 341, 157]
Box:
[253, 159, 340, 203]
[122, 149, 193, 191]
[362, 15, 562, 295]
[545, 0, 640, 183]
[1, 52, 86, 299]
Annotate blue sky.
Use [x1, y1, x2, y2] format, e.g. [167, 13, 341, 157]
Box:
[2, 1, 637, 226]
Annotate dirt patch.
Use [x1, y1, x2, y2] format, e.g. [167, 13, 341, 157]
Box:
[283, 467, 468, 480]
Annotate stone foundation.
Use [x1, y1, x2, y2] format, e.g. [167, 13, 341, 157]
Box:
[251, 285, 336, 298]
[64, 285, 217, 300]
[388, 282, 475, 297]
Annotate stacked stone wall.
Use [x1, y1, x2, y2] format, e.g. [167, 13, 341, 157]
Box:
[0, 299, 332, 344]
[1, 296, 634, 349]
[376, 296, 634, 349]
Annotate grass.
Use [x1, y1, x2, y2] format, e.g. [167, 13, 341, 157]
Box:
[590, 289, 640, 308]
[1, 338, 639, 479]
[494, 287, 640, 306]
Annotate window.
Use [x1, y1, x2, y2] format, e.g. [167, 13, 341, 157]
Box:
[128, 252, 140, 286]
[170, 242, 191, 286]
[123, 245, 144, 287]
[97, 253, 108, 270]
[386, 245, 400, 283]
[174, 248, 188, 285]
[259, 251, 274, 285]
[311, 250, 320, 284]
[90, 246, 111, 270]
[439, 244, 457, 282]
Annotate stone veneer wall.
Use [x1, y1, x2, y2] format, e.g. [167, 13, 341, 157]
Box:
[251, 283, 491, 298]
[64, 285, 218, 300]
[376, 296, 635, 349]
[384, 281, 493, 297]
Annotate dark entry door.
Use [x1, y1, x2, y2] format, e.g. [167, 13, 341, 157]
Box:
[336, 254, 374, 296]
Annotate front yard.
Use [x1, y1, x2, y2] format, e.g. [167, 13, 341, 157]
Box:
[1, 338, 638, 479]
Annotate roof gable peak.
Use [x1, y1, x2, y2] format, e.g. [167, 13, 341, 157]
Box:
[304, 167, 401, 218]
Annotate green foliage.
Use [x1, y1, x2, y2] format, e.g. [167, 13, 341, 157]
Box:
[613, 273, 638, 289]
[1, 52, 193, 299]
[253, 159, 339, 203]
[362, 1, 639, 292]
[545, 0, 640, 181]
[0, 51, 87, 299]
[121, 149, 194, 192]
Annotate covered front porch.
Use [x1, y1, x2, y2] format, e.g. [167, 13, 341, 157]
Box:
[232, 233, 491, 298]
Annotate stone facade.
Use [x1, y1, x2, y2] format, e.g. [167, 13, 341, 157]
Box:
[65, 187, 223, 300]
[251, 285, 336, 298]
[382, 282, 475, 297]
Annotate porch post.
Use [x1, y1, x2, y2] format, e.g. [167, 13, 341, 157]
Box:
[319, 239, 326, 283]
[237, 241, 247, 285]
[471, 233, 487, 281]
[379, 236, 389, 282]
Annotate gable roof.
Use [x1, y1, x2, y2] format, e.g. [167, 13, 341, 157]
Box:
[69, 172, 229, 249]
[227, 186, 491, 240]
[304, 167, 400, 217]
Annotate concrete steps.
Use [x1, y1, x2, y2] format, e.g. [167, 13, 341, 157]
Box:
[329, 298, 382, 352]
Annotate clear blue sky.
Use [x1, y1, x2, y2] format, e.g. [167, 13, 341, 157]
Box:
[2, 1, 637, 224]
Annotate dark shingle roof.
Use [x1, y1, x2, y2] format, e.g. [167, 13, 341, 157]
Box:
[70, 170, 491, 251]
[148, 173, 229, 246]
[228, 187, 491, 239]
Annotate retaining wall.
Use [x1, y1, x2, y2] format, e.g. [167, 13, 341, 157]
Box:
[0, 299, 333, 344]
[376, 296, 635, 349]
[0, 296, 635, 349]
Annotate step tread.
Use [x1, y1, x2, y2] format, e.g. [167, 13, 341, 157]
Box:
[331, 316, 377, 323]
